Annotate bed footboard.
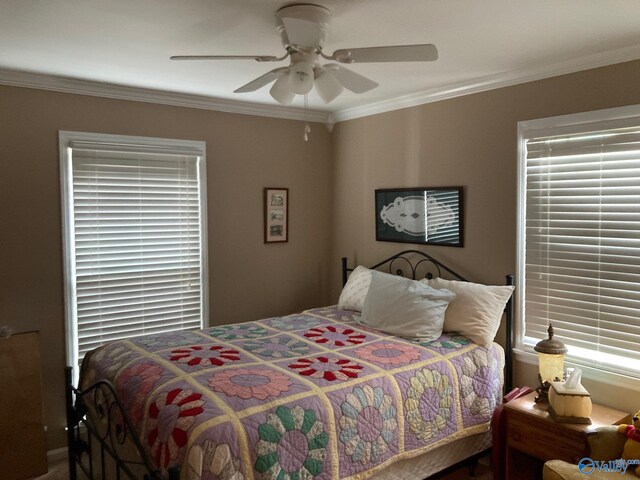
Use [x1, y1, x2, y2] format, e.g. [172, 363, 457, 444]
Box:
[65, 366, 178, 480]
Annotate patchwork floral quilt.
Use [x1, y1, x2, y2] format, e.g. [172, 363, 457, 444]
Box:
[81, 306, 504, 480]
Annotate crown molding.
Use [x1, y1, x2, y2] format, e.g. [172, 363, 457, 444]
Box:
[0, 68, 331, 124]
[330, 44, 640, 123]
[2, 42, 639, 127]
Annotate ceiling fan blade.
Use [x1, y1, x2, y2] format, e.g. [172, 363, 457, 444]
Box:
[331, 44, 438, 63]
[170, 55, 281, 62]
[234, 67, 289, 93]
[324, 64, 378, 94]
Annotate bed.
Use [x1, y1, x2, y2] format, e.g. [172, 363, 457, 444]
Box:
[66, 250, 515, 480]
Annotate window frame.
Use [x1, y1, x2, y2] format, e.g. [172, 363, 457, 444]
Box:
[59, 131, 209, 371]
[515, 104, 640, 389]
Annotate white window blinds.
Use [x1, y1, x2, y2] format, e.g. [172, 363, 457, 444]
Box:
[60, 132, 207, 367]
[520, 110, 640, 378]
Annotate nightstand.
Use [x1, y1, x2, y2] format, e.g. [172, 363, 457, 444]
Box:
[503, 391, 630, 480]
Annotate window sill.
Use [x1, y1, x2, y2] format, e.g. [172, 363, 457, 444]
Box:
[513, 347, 640, 391]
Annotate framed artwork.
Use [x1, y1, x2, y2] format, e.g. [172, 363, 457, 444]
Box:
[375, 187, 463, 247]
[264, 188, 289, 243]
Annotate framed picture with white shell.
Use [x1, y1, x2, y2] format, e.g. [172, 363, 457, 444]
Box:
[374, 187, 463, 247]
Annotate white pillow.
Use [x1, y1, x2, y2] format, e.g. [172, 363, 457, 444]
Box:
[338, 265, 373, 311]
[421, 277, 514, 346]
[359, 271, 455, 341]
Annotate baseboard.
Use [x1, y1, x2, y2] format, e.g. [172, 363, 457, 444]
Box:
[47, 447, 67, 463]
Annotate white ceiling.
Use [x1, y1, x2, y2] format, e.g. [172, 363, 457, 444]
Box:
[1, 0, 640, 121]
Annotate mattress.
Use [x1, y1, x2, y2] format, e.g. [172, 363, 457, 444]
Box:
[81, 306, 504, 479]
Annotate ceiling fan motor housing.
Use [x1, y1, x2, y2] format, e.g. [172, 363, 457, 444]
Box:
[276, 4, 332, 51]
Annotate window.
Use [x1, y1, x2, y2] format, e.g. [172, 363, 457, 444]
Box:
[517, 105, 640, 380]
[60, 131, 208, 368]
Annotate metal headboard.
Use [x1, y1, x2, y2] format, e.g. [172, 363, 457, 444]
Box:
[341, 249, 515, 392]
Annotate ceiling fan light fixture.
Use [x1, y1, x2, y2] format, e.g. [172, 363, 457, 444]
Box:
[270, 74, 295, 104]
[314, 68, 343, 103]
[288, 61, 314, 94]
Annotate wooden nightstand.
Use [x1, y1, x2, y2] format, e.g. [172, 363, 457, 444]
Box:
[503, 391, 630, 479]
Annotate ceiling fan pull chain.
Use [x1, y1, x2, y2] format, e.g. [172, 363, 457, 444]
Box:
[303, 94, 311, 142]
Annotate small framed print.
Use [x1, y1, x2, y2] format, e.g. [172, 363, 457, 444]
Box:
[264, 188, 288, 243]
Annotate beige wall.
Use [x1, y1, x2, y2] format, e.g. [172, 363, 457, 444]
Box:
[0, 86, 333, 449]
[330, 60, 640, 410]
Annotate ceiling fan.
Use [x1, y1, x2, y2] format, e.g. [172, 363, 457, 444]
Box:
[170, 3, 438, 105]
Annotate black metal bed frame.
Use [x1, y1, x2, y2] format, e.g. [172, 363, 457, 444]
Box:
[66, 249, 514, 479]
[65, 357, 173, 480]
